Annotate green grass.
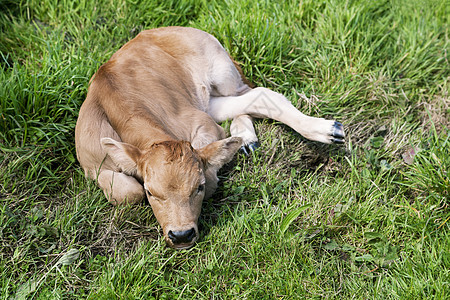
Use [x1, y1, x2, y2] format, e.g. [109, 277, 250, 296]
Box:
[0, 0, 448, 298]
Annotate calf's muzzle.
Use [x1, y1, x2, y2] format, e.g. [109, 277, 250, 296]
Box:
[168, 228, 196, 245]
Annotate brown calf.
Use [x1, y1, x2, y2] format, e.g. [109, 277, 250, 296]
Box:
[75, 26, 345, 249]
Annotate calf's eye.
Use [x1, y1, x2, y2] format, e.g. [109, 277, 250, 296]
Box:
[197, 184, 205, 193]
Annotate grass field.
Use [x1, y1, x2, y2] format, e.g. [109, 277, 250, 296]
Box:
[0, 0, 448, 298]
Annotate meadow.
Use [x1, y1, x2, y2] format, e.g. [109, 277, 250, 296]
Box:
[0, 0, 448, 298]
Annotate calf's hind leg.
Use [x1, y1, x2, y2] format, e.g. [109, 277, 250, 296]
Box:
[97, 170, 145, 205]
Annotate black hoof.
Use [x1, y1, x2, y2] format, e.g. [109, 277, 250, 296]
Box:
[331, 121, 345, 143]
[240, 142, 260, 156]
[240, 146, 249, 156]
[332, 137, 345, 144]
[248, 142, 260, 152]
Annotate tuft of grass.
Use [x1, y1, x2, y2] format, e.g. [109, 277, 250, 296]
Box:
[1, 0, 449, 299]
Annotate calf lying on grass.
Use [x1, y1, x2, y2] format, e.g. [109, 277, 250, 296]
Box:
[75, 26, 345, 249]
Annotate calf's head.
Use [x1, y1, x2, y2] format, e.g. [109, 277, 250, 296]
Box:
[101, 137, 242, 249]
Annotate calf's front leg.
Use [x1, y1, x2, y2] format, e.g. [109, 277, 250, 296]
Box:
[208, 87, 345, 144]
[229, 114, 259, 154]
[97, 170, 145, 205]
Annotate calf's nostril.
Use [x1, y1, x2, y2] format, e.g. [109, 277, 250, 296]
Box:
[168, 228, 196, 244]
[168, 230, 177, 242]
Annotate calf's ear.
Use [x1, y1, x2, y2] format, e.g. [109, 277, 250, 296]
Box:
[101, 138, 141, 175]
[198, 137, 243, 169]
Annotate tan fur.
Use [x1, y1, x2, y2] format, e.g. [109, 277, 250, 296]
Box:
[75, 26, 344, 249]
